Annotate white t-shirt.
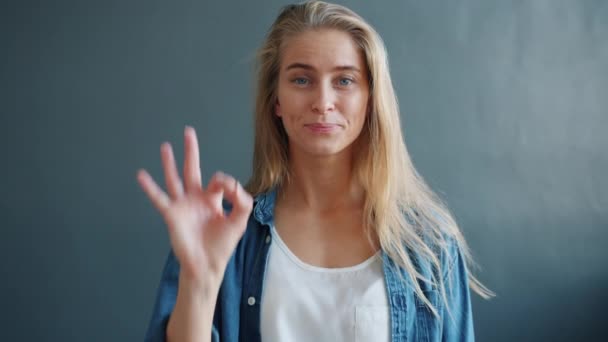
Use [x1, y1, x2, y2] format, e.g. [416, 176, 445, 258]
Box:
[260, 225, 390, 342]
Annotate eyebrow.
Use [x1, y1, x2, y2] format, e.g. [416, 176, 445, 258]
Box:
[285, 62, 361, 73]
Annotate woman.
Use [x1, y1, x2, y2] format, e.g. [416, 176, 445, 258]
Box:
[138, 1, 492, 341]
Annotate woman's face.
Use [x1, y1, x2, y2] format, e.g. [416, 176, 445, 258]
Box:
[276, 28, 370, 158]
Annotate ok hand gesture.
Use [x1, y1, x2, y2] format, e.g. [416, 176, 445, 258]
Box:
[137, 126, 253, 286]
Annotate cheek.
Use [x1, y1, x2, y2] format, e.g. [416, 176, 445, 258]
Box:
[278, 93, 307, 119]
[345, 97, 368, 128]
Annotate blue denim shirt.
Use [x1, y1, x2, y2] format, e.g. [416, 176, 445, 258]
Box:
[144, 188, 474, 341]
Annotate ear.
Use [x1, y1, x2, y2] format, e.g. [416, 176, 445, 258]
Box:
[275, 101, 282, 117]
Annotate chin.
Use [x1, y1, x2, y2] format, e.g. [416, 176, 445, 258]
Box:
[298, 141, 352, 157]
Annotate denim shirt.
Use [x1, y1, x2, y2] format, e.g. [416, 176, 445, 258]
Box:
[144, 188, 474, 341]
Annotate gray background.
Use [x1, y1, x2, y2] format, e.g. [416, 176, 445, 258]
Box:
[1, 0, 606, 341]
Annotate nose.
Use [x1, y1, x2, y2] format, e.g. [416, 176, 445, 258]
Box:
[312, 82, 336, 115]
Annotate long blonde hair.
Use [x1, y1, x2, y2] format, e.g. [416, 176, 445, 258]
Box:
[246, 0, 493, 316]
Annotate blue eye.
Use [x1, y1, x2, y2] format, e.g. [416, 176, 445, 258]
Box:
[338, 78, 353, 86]
[293, 78, 309, 85]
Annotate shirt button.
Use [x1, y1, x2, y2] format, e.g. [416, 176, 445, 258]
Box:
[247, 296, 256, 306]
[265, 235, 271, 244]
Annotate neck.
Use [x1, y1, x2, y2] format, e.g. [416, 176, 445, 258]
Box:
[279, 146, 364, 212]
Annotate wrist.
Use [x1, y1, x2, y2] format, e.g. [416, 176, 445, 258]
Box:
[178, 271, 222, 300]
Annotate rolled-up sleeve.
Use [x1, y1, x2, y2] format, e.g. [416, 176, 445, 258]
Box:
[143, 250, 221, 342]
[144, 250, 180, 342]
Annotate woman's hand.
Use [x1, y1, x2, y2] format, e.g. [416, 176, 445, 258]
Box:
[136, 126, 253, 286]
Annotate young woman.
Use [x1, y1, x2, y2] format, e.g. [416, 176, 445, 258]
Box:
[138, 1, 492, 341]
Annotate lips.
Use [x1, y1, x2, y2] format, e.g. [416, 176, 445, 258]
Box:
[304, 123, 340, 133]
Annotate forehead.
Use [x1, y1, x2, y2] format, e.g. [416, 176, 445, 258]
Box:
[280, 29, 366, 71]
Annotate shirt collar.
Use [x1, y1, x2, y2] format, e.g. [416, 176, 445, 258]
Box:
[252, 186, 278, 226]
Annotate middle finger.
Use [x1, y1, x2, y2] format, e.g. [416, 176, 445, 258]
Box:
[183, 126, 203, 192]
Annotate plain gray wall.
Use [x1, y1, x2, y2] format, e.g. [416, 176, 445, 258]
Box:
[1, 0, 606, 341]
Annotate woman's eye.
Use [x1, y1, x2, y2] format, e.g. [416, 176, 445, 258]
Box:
[292, 78, 309, 85]
[338, 78, 354, 86]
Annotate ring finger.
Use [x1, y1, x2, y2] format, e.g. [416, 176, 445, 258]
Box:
[161, 142, 184, 199]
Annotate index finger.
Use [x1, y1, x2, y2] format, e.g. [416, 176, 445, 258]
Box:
[224, 178, 254, 227]
[208, 173, 253, 227]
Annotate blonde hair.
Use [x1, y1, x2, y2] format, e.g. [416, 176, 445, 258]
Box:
[246, 0, 493, 316]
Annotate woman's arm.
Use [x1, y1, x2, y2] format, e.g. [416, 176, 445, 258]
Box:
[166, 271, 220, 342]
[143, 250, 221, 342]
[138, 127, 253, 342]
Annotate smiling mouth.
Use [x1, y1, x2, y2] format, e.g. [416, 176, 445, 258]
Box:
[304, 123, 341, 133]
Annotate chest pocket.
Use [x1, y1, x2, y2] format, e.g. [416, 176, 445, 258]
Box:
[354, 306, 390, 342]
